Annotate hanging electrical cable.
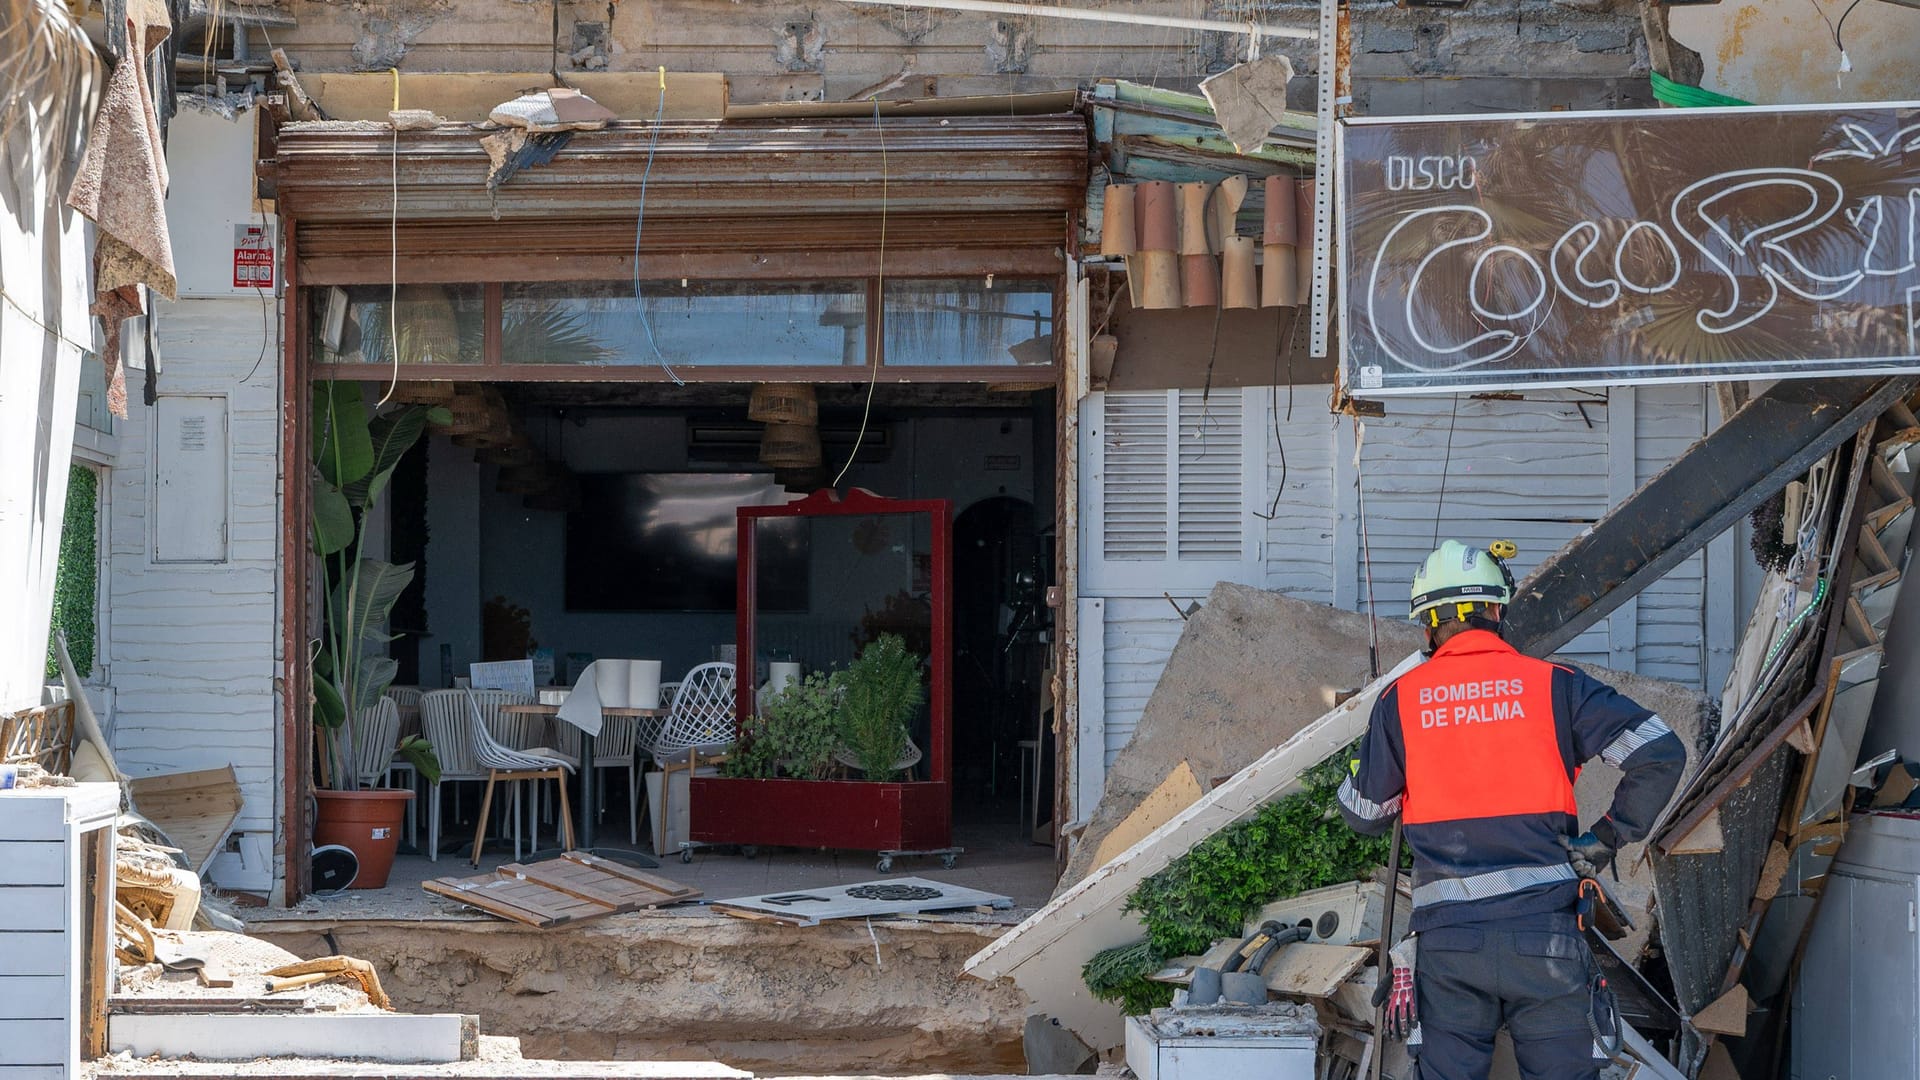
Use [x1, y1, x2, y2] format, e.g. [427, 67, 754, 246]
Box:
[830, 95, 889, 490]
[631, 66, 685, 386]
[373, 69, 401, 406]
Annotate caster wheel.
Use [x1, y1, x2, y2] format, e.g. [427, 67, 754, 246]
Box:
[876, 857, 894, 873]
[680, 848, 694, 864]
[941, 854, 958, 870]
[741, 846, 759, 860]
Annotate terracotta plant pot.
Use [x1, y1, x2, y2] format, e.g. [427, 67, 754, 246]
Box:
[313, 789, 414, 889]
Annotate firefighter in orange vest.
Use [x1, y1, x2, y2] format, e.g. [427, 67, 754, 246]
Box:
[1338, 540, 1685, 1080]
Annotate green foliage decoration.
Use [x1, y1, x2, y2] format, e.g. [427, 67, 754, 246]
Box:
[1083, 747, 1401, 1013]
[46, 465, 98, 679]
[1082, 939, 1175, 1015]
[838, 634, 924, 781]
[725, 671, 844, 781]
[309, 381, 447, 791]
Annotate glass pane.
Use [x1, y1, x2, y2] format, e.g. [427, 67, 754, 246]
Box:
[883, 278, 1054, 366]
[752, 513, 932, 676]
[503, 281, 867, 366]
[311, 284, 484, 365]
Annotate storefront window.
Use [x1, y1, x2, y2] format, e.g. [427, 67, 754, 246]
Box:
[313, 284, 485, 365]
[502, 281, 868, 366]
[882, 278, 1054, 366]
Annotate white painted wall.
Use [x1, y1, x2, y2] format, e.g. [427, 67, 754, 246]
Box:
[102, 107, 281, 895]
[1077, 385, 1739, 776]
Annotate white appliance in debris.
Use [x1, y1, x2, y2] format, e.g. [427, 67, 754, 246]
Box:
[1793, 812, 1920, 1080]
[1123, 1007, 1318, 1080]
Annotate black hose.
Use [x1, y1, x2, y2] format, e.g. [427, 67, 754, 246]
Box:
[1223, 921, 1312, 977]
[1246, 924, 1312, 977]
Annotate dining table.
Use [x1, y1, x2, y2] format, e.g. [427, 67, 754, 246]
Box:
[502, 702, 669, 859]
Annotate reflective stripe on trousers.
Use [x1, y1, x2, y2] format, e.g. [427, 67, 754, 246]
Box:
[1411, 863, 1578, 908]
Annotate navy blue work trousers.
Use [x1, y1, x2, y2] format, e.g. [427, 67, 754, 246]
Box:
[1413, 912, 1601, 1080]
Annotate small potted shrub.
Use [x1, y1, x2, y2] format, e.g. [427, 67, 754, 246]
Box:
[691, 636, 947, 859]
[835, 635, 924, 781]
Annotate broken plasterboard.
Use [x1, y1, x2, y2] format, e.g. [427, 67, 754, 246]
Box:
[965, 649, 1424, 1051]
[1089, 761, 1205, 870]
[128, 765, 244, 878]
[423, 851, 700, 927]
[711, 877, 1014, 927]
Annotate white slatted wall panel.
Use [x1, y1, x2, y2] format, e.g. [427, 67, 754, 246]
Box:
[1634, 384, 1711, 685]
[1176, 393, 1244, 561]
[1261, 393, 1340, 604]
[1100, 393, 1170, 562]
[1349, 394, 1617, 669]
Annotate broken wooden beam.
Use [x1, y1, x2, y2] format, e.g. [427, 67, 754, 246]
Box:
[1506, 376, 1919, 659]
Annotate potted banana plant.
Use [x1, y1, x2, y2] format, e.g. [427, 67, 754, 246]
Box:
[309, 380, 443, 888]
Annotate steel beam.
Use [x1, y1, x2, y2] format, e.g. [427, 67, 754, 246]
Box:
[1506, 376, 1919, 659]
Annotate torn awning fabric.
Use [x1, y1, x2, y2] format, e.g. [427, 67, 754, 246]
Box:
[66, 0, 177, 417]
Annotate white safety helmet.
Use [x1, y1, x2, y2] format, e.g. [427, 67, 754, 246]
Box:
[1409, 539, 1516, 628]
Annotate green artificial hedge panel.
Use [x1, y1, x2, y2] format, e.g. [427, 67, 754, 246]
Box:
[1083, 747, 1402, 1013]
[46, 464, 99, 679]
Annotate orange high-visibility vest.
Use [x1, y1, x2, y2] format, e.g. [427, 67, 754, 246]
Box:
[1393, 644, 1577, 826]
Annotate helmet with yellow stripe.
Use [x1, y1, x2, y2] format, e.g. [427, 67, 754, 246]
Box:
[1410, 540, 1516, 628]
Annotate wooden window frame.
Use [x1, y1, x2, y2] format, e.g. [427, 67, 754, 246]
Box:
[310, 274, 1063, 385]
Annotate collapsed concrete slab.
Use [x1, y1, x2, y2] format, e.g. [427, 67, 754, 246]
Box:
[980, 583, 1704, 1050]
[1060, 584, 1423, 890]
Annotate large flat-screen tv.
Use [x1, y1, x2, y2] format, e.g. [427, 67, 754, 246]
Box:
[564, 473, 808, 612]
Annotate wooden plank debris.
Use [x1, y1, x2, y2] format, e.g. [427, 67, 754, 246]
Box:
[1262, 943, 1371, 1000]
[128, 766, 244, 878]
[422, 852, 699, 928]
[1692, 983, 1750, 1037]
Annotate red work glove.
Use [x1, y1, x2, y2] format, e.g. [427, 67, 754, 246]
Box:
[1385, 964, 1417, 1040]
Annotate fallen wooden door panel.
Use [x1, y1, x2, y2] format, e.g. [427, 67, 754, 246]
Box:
[423, 852, 699, 927]
[963, 650, 1422, 1050]
[128, 767, 244, 878]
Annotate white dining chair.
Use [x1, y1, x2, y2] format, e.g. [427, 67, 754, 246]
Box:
[350, 698, 401, 789]
[418, 688, 513, 861]
[467, 689, 576, 866]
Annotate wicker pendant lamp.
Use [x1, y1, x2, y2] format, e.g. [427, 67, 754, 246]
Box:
[748, 384, 819, 425]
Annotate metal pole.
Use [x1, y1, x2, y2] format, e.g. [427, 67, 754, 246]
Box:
[1369, 819, 1403, 1080]
[836, 0, 1317, 40]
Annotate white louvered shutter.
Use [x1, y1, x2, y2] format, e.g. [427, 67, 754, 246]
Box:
[1083, 389, 1265, 594]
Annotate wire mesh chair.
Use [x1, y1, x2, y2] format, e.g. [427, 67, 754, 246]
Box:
[467, 689, 576, 866]
[650, 662, 736, 854]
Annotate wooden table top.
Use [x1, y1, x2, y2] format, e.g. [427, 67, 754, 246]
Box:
[502, 703, 670, 718]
